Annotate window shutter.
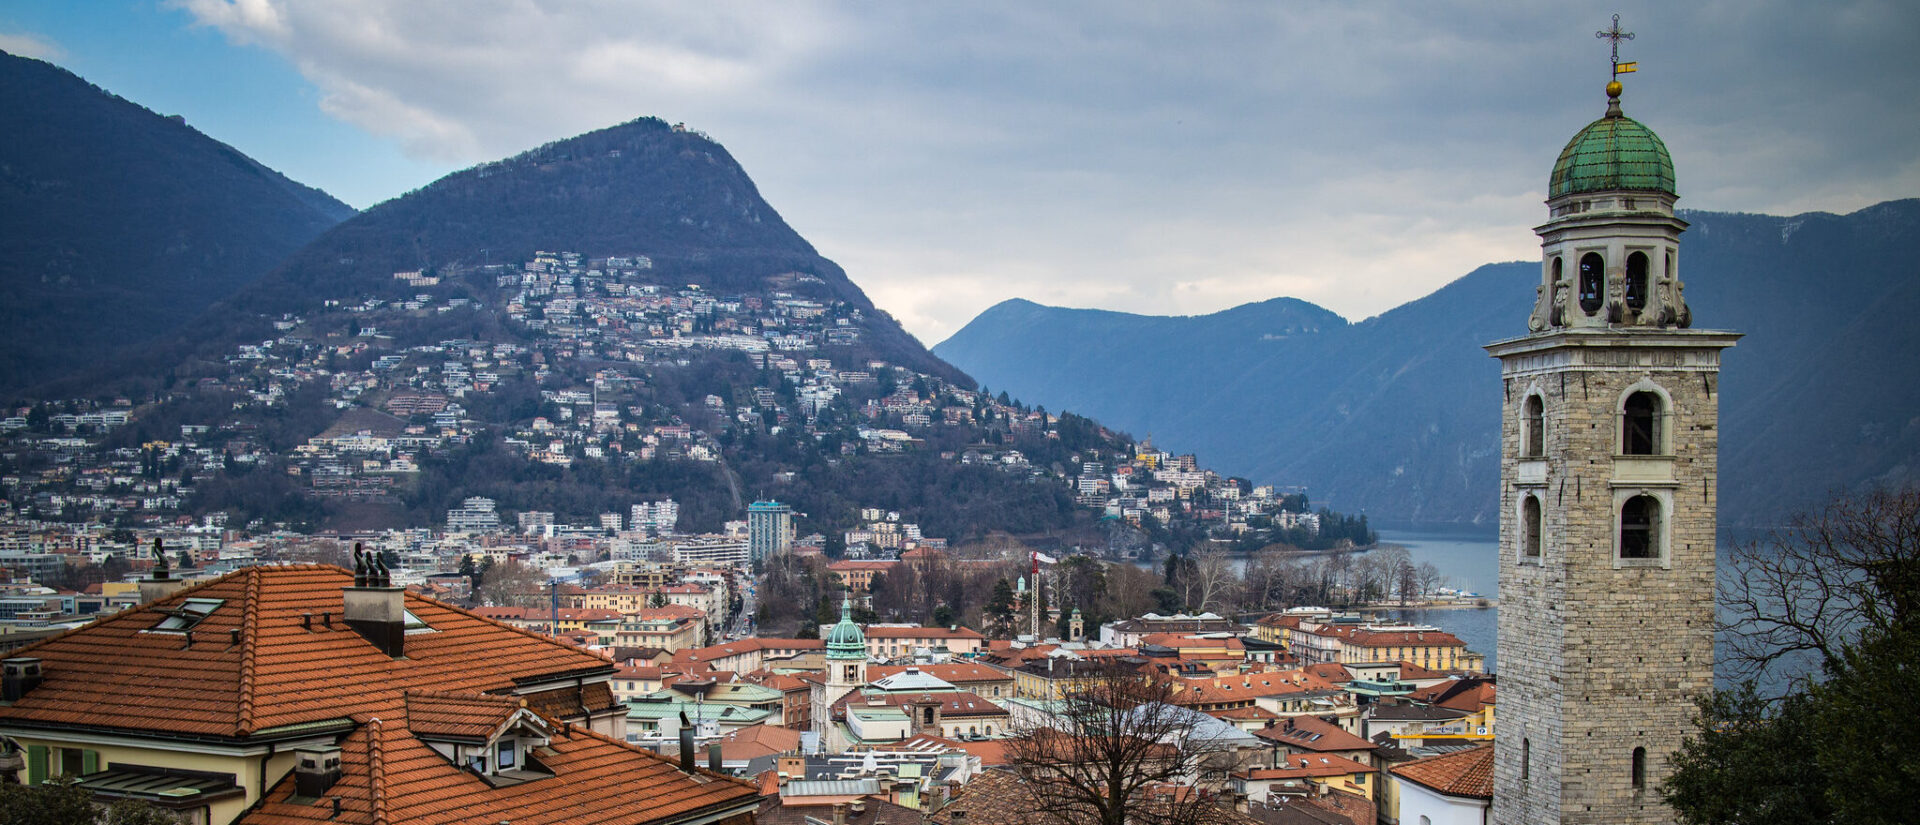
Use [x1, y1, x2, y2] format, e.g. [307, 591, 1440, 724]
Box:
[25, 744, 46, 785]
[81, 749, 99, 775]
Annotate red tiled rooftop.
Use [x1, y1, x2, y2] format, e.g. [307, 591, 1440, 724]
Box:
[241, 697, 759, 824]
[0, 565, 615, 738]
[1391, 743, 1494, 799]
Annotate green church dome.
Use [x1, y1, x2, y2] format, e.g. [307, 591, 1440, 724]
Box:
[826, 596, 866, 660]
[1549, 86, 1675, 199]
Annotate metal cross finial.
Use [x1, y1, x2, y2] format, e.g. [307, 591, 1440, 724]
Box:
[1597, 14, 1634, 74]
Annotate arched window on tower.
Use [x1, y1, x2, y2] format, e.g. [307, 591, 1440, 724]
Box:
[1632, 746, 1648, 790]
[1523, 496, 1543, 559]
[1579, 252, 1605, 314]
[1620, 496, 1660, 560]
[1522, 738, 1531, 781]
[1622, 391, 1662, 455]
[1523, 395, 1545, 457]
[1625, 252, 1650, 310]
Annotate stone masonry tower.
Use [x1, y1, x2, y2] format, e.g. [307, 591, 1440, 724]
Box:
[1485, 61, 1739, 824]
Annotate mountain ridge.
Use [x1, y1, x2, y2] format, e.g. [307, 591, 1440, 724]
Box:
[0, 49, 353, 394]
[936, 198, 1920, 526]
[77, 115, 967, 397]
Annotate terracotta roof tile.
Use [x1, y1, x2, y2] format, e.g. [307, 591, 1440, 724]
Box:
[1390, 743, 1494, 799]
[240, 694, 760, 825]
[1252, 716, 1376, 753]
[405, 690, 522, 741]
[0, 565, 616, 739]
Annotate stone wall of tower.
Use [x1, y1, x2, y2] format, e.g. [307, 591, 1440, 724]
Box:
[1490, 333, 1733, 825]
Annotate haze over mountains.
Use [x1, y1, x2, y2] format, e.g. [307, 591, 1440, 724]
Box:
[936, 200, 1920, 527]
[0, 50, 353, 394]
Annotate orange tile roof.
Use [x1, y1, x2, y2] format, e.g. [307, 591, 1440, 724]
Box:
[403, 690, 522, 742]
[865, 663, 1012, 684]
[633, 605, 706, 622]
[1139, 632, 1244, 651]
[671, 638, 824, 663]
[716, 723, 803, 761]
[1406, 677, 1498, 712]
[1341, 628, 1466, 648]
[1303, 662, 1354, 683]
[1391, 743, 1494, 799]
[1172, 670, 1342, 704]
[0, 565, 617, 739]
[864, 626, 985, 640]
[240, 696, 760, 825]
[1253, 715, 1376, 753]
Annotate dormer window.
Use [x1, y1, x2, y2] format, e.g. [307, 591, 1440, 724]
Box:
[152, 598, 223, 632]
[497, 739, 517, 769]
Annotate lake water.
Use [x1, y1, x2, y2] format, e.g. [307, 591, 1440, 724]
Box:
[1374, 526, 1500, 599]
[1373, 527, 1500, 672]
[1141, 525, 1783, 683]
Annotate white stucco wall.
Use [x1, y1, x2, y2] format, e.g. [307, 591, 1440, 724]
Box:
[1396, 777, 1490, 825]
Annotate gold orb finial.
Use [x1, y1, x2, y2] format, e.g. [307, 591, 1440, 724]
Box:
[1606, 80, 1623, 98]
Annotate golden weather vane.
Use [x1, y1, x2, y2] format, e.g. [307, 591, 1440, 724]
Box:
[1597, 13, 1637, 79]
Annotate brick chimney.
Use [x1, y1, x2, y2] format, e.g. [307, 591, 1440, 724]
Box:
[343, 545, 405, 658]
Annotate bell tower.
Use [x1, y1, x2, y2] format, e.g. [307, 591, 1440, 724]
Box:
[813, 596, 868, 752]
[1486, 27, 1739, 825]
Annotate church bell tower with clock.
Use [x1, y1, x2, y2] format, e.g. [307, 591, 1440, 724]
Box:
[1486, 19, 1739, 825]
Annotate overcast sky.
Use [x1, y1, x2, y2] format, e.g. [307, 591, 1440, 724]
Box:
[6, 1, 1918, 344]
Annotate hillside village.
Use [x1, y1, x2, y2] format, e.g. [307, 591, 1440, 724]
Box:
[0, 248, 1372, 588]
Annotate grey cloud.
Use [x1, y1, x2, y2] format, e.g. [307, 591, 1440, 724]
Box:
[179, 0, 1920, 343]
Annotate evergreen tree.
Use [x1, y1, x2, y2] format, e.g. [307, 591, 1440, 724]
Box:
[987, 578, 1017, 636]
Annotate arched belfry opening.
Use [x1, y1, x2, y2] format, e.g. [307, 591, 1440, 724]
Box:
[1579, 252, 1605, 314]
[1625, 252, 1650, 310]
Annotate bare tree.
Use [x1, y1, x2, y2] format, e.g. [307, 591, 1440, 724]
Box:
[1243, 549, 1289, 611]
[1371, 545, 1414, 605]
[476, 558, 550, 608]
[1414, 562, 1446, 601]
[1352, 550, 1398, 604]
[1007, 661, 1238, 825]
[1180, 546, 1240, 614]
[1720, 487, 1920, 690]
[1104, 563, 1161, 620]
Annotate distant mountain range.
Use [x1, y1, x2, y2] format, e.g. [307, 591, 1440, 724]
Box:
[0, 50, 353, 394]
[935, 199, 1920, 527]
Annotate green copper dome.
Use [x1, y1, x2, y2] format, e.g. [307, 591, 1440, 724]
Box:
[1549, 90, 1675, 199]
[826, 596, 866, 660]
